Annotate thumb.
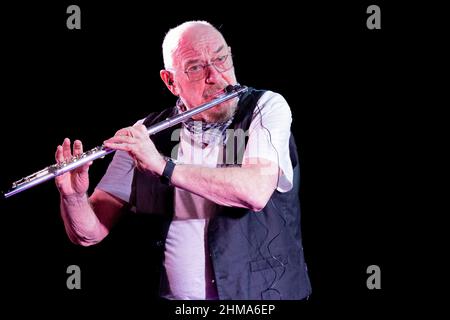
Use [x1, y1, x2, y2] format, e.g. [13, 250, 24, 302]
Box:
[80, 161, 93, 173]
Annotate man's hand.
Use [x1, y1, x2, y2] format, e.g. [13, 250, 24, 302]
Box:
[103, 124, 166, 176]
[55, 138, 92, 197]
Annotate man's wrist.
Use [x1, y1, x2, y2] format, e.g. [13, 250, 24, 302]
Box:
[160, 158, 176, 185]
[61, 193, 89, 207]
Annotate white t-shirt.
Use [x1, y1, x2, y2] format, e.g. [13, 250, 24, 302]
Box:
[97, 90, 294, 300]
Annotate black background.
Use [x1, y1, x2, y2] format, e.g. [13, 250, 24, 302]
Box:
[0, 0, 431, 317]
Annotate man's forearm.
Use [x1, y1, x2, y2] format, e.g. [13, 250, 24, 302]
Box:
[60, 194, 105, 246]
[170, 162, 277, 211]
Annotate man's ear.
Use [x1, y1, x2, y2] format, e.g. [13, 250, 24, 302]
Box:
[160, 70, 178, 96]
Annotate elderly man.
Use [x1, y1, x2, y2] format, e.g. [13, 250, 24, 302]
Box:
[55, 20, 311, 300]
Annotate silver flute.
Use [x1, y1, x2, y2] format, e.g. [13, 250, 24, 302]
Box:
[3, 84, 248, 198]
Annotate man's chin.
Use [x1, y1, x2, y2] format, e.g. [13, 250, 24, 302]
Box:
[190, 98, 237, 122]
[206, 102, 236, 122]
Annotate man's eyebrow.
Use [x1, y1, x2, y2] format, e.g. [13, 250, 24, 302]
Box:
[214, 45, 225, 53]
[185, 58, 202, 66]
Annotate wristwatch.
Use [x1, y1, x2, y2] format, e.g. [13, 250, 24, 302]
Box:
[160, 158, 176, 185]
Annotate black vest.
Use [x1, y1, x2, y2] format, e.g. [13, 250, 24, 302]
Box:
[130, 88, 311, 300]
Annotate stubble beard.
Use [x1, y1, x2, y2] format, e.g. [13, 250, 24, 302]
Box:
[193, 98, 238, 123]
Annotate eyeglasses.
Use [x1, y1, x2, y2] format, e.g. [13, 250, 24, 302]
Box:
[184, 54, 233, 81]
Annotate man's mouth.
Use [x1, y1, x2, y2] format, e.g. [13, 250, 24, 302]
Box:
[204, 88, 226, 100]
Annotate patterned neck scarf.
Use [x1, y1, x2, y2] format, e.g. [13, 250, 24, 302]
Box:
[177, 98, 235, 147]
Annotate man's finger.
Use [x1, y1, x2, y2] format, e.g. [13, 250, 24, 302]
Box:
[62, 138, 72, 161]
[55, 145, 64, 164]
[80, 161, 93, 173]
[73, 140, 83, 156]
[134, 124, 148, 134]
[104, 135, 135, 145]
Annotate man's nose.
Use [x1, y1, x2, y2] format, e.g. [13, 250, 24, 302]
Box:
[205, 64, 221, 84]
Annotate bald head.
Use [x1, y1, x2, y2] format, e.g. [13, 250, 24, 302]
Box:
[162, 21, 227, 70]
